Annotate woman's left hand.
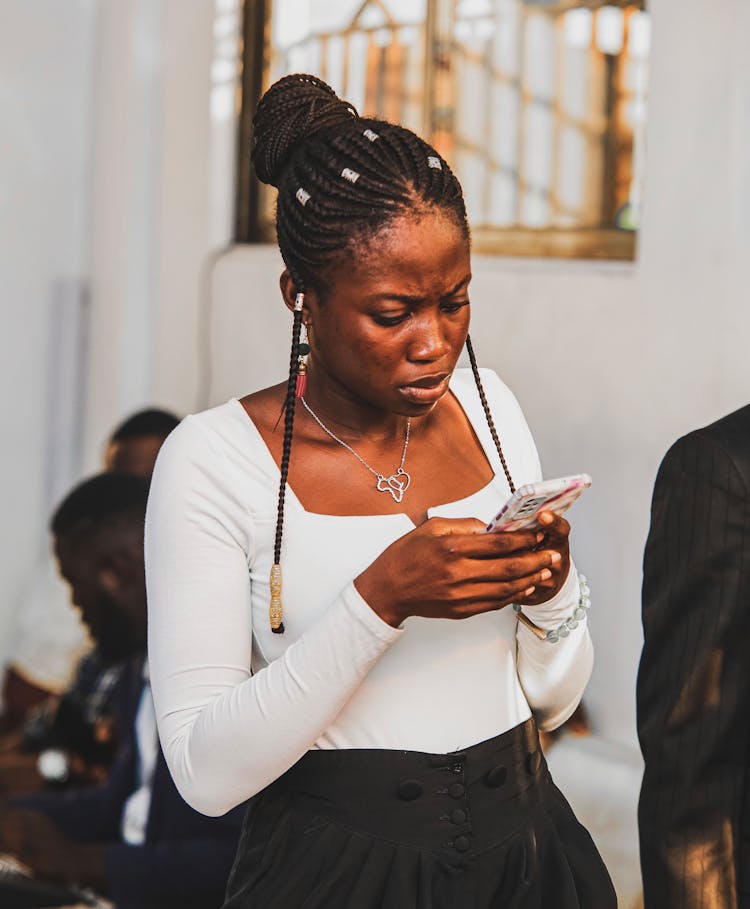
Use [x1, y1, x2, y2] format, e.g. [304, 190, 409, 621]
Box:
[521, 510, 571, 606]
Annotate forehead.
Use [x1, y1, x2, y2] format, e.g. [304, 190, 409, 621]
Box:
[331, 210, 470, 298]
[54, 528, 94, 576]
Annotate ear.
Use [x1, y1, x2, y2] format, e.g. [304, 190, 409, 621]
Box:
[279, 269, 318, 323]
[97, 552, 142, 597]
[279, 269, 298, 314]
[97, 563, 122, 597]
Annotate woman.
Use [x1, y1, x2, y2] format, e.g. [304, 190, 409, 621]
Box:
[145, 74, 615, 908]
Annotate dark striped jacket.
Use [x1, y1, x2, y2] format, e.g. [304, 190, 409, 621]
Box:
[638, 405, 750, 909]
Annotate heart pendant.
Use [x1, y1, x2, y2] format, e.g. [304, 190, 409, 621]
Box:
[376, 469, 411, 503]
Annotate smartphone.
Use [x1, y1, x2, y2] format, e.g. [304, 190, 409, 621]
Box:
[486, 474, 591, 533]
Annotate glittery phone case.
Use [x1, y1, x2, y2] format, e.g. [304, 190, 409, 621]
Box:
[486, 474, 592, 533]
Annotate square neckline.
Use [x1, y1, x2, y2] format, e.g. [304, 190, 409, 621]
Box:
[229, 374, 504, 528]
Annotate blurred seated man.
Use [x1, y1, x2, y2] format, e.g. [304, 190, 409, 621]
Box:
[0, 409, 179, 780]
[102, 408, 181, 477]
[1, 408, 181, 732]
[0, 473, 244, 909]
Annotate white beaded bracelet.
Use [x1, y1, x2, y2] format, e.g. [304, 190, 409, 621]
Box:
[513, 573, 590, 643]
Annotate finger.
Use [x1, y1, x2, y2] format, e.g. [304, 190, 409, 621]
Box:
[457, 566, 557, 605]
[454, 572, 544, 615]
[457, 549, 563, 583]
[447, 529, 546, 558]
[426, 517, 489, 536]
[537, 511, 570, 540]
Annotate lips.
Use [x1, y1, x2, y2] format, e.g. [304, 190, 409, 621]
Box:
[400, 372, 449, 389]
[397, 373, 451, 404]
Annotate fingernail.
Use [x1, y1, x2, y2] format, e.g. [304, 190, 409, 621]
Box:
[539, 511, 553, 525]
[536, 532, 545, 543]
[525, 586, 536, 596]
[540, 569, 552, 580]
[550, 551, 562, 564]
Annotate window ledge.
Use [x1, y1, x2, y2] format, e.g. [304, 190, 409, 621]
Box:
[471, 227, 636, 262]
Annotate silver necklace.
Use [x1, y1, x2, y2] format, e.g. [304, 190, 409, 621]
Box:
[300, 396, 411, 503]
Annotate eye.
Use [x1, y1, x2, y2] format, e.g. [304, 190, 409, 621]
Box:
[372, 312, 410, 327]
[441, 300, 470, 315]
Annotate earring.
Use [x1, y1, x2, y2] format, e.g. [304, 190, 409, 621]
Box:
[295, 321, 310, 399]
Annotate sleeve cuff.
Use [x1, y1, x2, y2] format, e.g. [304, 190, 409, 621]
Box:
[340, 581, 405, 643]
[517, 563, 580, 630]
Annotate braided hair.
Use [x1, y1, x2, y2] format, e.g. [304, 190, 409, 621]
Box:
[251, 74, 514, 633]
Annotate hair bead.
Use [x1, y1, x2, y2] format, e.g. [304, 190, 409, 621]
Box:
[296, 187, 311, 206]
[427, 156, 442, 170]
[341, 168, 360, 184]
[363, 128, 379, 142]
[269, 563, 284, 632]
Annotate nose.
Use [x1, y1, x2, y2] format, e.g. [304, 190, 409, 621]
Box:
[407, 312, 451, 362]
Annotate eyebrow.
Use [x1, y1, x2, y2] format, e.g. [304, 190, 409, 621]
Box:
[366, 274, 472, 304]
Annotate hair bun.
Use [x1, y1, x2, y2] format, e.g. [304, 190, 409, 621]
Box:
[251, 74, 358, 187]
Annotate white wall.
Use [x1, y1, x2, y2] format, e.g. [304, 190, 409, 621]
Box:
[82, 0, 240, 466]
[82, 0, 166, 470]
[0, 0, 98, 659]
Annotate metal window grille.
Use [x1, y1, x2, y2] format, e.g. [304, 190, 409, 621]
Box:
[236, 0, 648, 260]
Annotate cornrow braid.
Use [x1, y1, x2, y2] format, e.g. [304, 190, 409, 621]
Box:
[253, 74, 512, 631]
[465, 335, 515, 494]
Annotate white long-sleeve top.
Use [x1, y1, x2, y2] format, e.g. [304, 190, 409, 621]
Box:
[145, 369, 593, 817]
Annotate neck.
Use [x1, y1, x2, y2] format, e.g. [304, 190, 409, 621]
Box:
[300, 362, 412, 443]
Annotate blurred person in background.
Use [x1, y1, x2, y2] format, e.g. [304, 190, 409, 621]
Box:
[638, 405, 750, 908]
[0, 473, 243, 909]
[0, 410, 180, 794]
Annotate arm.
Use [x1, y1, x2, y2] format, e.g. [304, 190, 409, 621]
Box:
[146, 419, 403, 817]
[103, 836, 239, 908]
[516, 560, 593, 732]
[9, 739, 134, 842]
[0, 809, 238, 908]
[637, 433, 750, 909]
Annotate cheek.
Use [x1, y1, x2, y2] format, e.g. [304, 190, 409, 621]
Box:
[314, 314, 392, 373]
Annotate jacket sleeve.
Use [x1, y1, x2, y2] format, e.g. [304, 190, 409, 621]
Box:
[637, 431, 750, 909]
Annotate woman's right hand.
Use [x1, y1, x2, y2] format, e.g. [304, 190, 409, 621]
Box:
[354, 517, 562, 627]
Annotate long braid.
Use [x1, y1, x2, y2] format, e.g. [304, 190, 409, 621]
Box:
[466, 334, 515, 494]
[269, 289, 304, 633]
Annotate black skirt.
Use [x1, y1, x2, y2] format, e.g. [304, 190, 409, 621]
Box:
[223, 718, 616, 908]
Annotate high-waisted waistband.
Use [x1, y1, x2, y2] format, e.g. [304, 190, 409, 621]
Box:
[273, 716, 551, 857]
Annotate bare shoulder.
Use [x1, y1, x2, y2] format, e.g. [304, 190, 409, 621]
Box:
[238, 383, 288, 433]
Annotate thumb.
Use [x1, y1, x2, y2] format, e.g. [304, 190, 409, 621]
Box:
[426, 517, 488, 536]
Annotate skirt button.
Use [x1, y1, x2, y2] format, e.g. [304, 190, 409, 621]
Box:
[453, 835, 471, 853]
[486, 764, 507, 788]
[397, 779, 423, 801]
